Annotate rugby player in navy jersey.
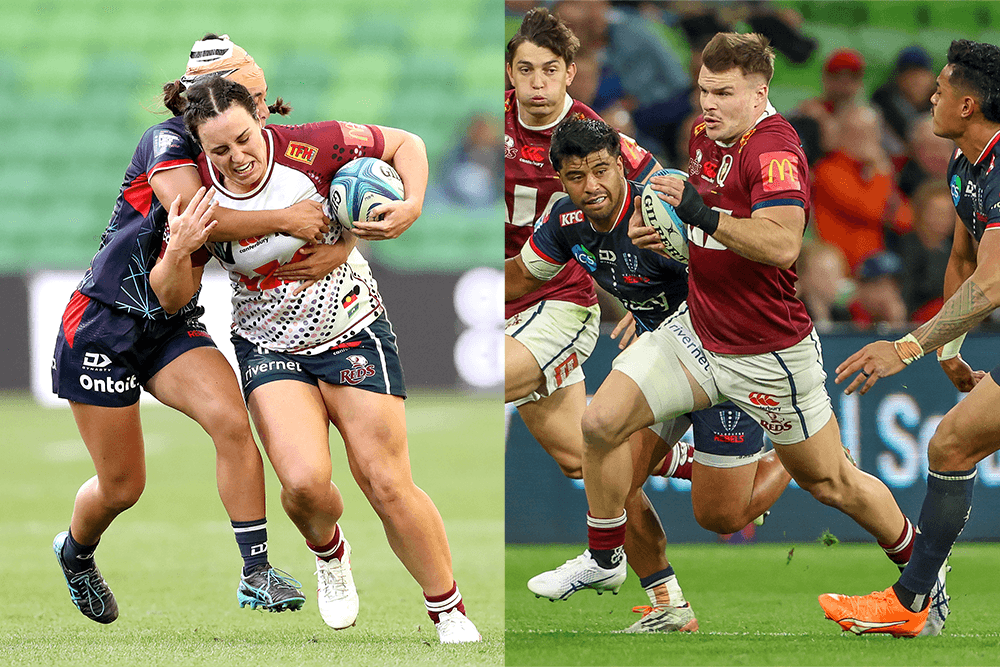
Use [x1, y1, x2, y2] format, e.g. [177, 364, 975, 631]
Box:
[820, 39, 1000, 638]
[536, 32, 930, 633]
[50, 34, 348, 624]
[506, 117, 793, 632]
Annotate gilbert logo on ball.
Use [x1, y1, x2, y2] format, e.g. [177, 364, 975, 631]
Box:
[641, 168, 689, 265]
[328, 158, 405, 229]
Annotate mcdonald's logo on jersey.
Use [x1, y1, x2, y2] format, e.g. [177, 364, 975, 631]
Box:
[285, 141, 318, 165]
[759, 151, 801, 192]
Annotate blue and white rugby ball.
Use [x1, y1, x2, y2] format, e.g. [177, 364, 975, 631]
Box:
[640, 168, 689, 265]
[327, 157, 405, 229]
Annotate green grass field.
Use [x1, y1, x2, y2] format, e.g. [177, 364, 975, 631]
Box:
[506, 542, 1000, 666]
[0, 391, 502, 666]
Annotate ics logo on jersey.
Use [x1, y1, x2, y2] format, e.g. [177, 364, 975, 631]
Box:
[560, 209, 585, 226]
[341, 354, 376, 385]
[285, 141, 318, 165]
[571, 244, 597, 272]
[951, 175, 962, 205]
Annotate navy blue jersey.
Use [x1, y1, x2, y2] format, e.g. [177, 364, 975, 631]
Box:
[527, 181, 688, 333]
[948, 130, 1000, 242]
[78, 115, 202, 319]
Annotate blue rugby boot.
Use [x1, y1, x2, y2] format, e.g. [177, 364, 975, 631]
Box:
[53, 531, 119, 624]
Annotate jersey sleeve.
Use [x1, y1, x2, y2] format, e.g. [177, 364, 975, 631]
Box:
[619, 132, 656, 182]
[983, 166, 1000, 231]
[521, 212, 570, 281]
[146, 125, 199, 179]
[275, 121, 386, 187]
[742, 126, 808, 212]
[159, 226, 212, 267]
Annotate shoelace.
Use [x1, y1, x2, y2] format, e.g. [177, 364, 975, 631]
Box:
[632, 605, 659, 618]
[316, 561, 350, 599]
[555, 554, 589, 572]
[68, 570, 108, 614]
[261, 568, 303, 598]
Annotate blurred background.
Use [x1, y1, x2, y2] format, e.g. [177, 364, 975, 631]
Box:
[504, 0, 1000, 546]
[0, 0, 502, 398]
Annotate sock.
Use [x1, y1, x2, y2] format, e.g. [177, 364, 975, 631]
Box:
[878, 515, 915, 571]
[655, 441, 693, 480]
[307, 524, 345, 562]
[587, 511, 627, 570]
[62, 529, 98, 574]
[640, 566, 686, 607]
[425, 581, 464, 623]
[232, 518, 269, 575]
[897, 468, 976, 611]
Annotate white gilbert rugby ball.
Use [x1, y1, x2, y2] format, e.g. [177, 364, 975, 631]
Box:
[327, 157, 405, 229]
[209, 233, 307, 278]
[640, 168, 689, 265]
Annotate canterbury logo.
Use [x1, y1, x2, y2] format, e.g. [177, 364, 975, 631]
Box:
[748, 392, 779, 407]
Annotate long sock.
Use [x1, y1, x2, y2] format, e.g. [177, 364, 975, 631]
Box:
[878, 515, 915, 571]
[307, 524, 345, 562]
[232, 519, 269, 575]
[896, 468, 976, 611]
[640, 566, 686, 606]
[425, 581, 465, 623]
[655, 441, 693, 480]
[587, 511, 627, 569]
[62, 529, 98, 574]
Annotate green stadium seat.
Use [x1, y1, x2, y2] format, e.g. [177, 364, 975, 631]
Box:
[919, 29, 967, 67]
[862, 2, 925, 30]
[978, 31, 1000, 48]
[272, 53, 335, 124]
[802, 24, 853, 60]
[805, 1, 869, 27]
[768, 84, 814, 115]
[852, 27, 922, 73]
[926, 2, 991, 34]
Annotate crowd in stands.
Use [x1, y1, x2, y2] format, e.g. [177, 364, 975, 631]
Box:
[505, 0, 995, 331]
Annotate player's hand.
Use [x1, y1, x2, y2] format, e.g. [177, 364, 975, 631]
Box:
[273, 234, 354, 296]
[672, 179, 720, 234]
[281, 200, 330, 242]
[352, 198, 420, 240]
[166, 187, 218, 255]
[939, 354, 987, 392]
[645, 173, 686, 206]
[610, 311, 638, 349]
[628, 196, 668, 254]
[834, 340, 906, 395]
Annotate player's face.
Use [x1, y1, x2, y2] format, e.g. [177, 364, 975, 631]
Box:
[557, 149, 626, 228]
[245, 82, 270, 123]
[930, 65, 966, 140]
[198, 104, 267, 193]
[507, 42, 576, 127]
[698, 66, 768, 144]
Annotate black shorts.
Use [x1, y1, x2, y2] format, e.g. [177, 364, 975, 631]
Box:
[690, 401, 767, 467]
[51, 291, 217, 407]
[232, 312, 407, 401]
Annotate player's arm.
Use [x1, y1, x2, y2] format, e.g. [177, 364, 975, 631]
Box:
[149, 166, 329, 243]
[351, 125, 428, 241]
[272, 230, 358, 295]
[506, 237, 567, 302]
[937, 214, 985, 389]
[150, 188, 217, 315]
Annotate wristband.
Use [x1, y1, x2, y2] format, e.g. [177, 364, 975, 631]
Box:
[893, 333, 924, 365]
[937, 332, 967, 361]
[676, 181, 721, 235]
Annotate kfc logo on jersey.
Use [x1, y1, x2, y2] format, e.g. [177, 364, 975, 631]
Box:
[504, 134, 517, 160]
[553, 352, 579, 387]
[759, 152, 801, 192]
[521, 145, 547, 164]
[83, 353, 112, 370]
[560, 209, 585, 226]
[748, 392, 780, 408]
[341, 354, 376, 385]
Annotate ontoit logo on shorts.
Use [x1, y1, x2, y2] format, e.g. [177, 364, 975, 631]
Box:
[79, 374, 138, 394]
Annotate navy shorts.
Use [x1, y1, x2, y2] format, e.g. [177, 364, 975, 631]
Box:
[690, 401, 767, 467]
[232, 312, 407, 400]
[52, 290, 217, 408]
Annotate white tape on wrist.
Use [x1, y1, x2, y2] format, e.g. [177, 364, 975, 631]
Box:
[893, 333, 924, 365]
[937, 332, 967, 361]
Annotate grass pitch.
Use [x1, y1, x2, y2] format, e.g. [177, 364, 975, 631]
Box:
[506, 542, 1000, 666]
[1, 391, 502, 666]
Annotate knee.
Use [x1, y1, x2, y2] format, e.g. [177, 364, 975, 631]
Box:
[101, 473, 145, 513]
[281, 472, 331, 511]
[581, 404, 625, 451]
[798, 477, 848, 510]
[354, 463, 409, 515]
[927, 424, 969, 471]
[202, 407, 254, 451]
[693, 505, 746, 534]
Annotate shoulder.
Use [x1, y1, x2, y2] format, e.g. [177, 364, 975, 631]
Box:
[568, 99, 603, 122]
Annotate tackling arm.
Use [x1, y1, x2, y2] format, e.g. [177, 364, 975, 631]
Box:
[505, 255, 548, 302]
[149, 189, 216, 315]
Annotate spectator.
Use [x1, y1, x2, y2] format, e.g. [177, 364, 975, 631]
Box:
[897, 181, 955, 323]
[848, 251, 908, 329]
[897, 116, 956, 198]
[872, 45, 936, 156]
[568, 51, 638, 138]
[438, 112, 502, 208]
[812, 105, 902, 271]
[796, 241, 854, 332]
[788, 48, 866, 166]
[553, 0, 691, 161]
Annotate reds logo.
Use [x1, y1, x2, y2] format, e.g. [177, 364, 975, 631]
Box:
[284, 141, 318, 165]
[340, 354, 376, 385]
[560, 209, 585, 226]
[748, 392, 779, 408]
[688, 148, 703, 176]
[522, 145, 546, 162]
[553, 352, 579, 387]
[504, 134, 517, 160]
[759, 410, 793, 434]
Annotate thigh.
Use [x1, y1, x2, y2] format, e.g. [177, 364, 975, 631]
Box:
[690, 461, 758, 512]
[69, 401, 145, 481]
[320, 384, 410, 475]
[516, 382, 585, 473]
[247, 380, 333, 485]
[770, 413, 846, 486]
[146, 346, 247, 429]
[505, 334, 545, 402]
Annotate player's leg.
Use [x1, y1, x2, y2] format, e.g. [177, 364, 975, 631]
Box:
[688, 404, 791, 534]
[149, 342, 307, 613]
[505, 333, 546, 403]
[516, 382, 584, 478]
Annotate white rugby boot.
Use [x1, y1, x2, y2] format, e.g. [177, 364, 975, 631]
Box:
[435, 609, 482, 643]
[315, 539, 359, 629]
[918, 557, 951, 636]
[527, 549, 627, 601]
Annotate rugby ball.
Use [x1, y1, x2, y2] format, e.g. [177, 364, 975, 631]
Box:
[328, 157, 405, 229]
[208, 233, 307, 279]
[640, 168, 689, 265]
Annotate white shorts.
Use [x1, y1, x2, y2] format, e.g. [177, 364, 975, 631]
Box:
[505, 300, 600, 406]
[618, 304, 832, 446]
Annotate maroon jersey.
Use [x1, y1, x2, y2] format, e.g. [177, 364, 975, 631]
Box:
[504, 90, 655, 319]
[685, 108, 812, 354]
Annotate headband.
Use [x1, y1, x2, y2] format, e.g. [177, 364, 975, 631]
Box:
[180, 34, 265, 91]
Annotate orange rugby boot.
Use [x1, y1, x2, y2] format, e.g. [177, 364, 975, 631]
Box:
[818, 586, 928, 637]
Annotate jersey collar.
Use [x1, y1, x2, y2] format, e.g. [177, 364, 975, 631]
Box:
[715, 102, 777, 148]
[518, 93, 574, 132]
[974, 128, 1000, 165]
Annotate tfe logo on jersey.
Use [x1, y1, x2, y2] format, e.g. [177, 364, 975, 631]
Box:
[285, 141, 318, 165]
[553, 352, 579, 388]
[560, 209, 585, 226]
[759, 151, 801, 192]
[340, 354, 376, 385]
